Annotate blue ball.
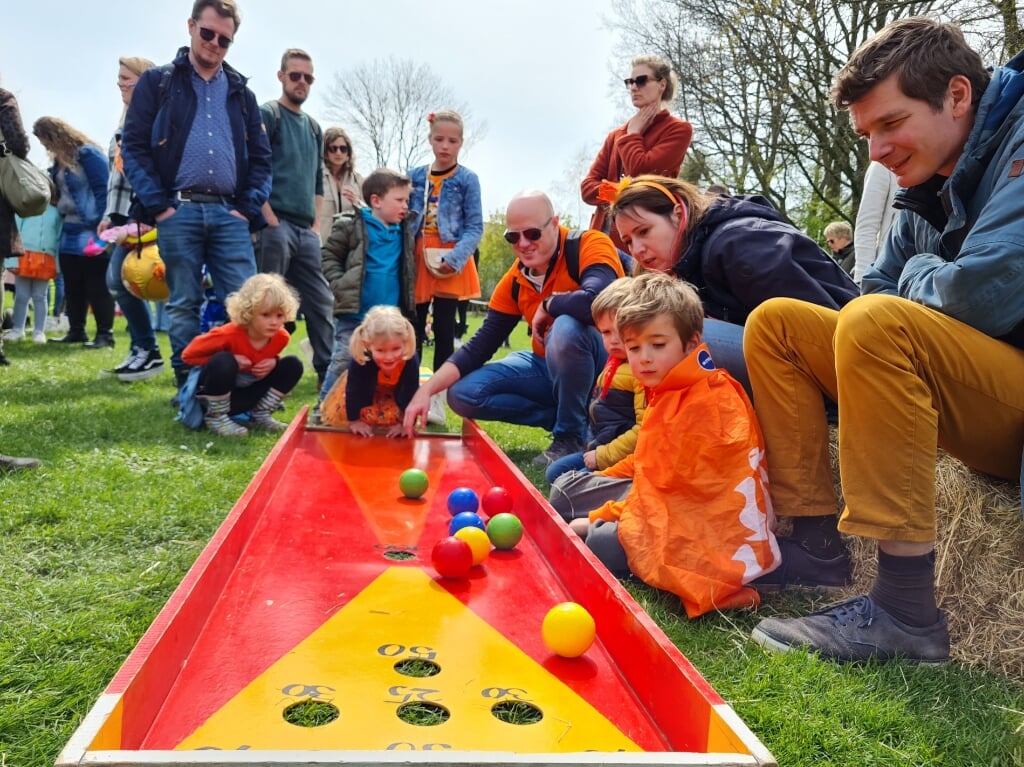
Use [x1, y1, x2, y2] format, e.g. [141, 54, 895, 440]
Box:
[449, 511, 486, 536]
[446, 487, 480, 516]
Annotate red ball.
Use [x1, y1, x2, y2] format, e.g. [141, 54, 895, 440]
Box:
[481, 486, 514, 516]
[431, 536, 474, 579]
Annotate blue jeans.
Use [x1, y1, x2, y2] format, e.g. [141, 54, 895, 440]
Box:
[106, 243, 156, 351]
[546, 451, 588, 485]
[155, 203, 256, 375]
[319, 316, 360, 403]
[255, 219, 335, 382]
[447, 315, 606, 442]
[703, 317, 750, 397]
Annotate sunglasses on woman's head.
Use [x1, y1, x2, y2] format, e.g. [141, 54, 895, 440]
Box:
[504, 218, 552, 244]
[197, 26, 232, 48]
[624, 75, 658, 88]
[327, 144, 350, 154]
[287, 71, 315, 85]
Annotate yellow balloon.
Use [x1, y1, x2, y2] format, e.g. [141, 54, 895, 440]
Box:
[453, 526, 491, 566]
[542, 602, 596, 658]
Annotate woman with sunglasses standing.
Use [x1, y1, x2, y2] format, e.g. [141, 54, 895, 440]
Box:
[318, 127, 363, 244]
[581, 55, 692, 251]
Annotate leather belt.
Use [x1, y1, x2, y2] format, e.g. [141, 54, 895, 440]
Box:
[176, 189, 237, 204]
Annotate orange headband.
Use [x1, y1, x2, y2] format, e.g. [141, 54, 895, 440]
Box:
[596, 176, 679, 207]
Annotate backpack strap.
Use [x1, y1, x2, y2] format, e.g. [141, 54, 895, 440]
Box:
[263, 100, 322, 146]
[510, 229, 586, 303]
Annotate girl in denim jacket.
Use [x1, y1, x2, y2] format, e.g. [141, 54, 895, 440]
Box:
[407, 110, 483, 370]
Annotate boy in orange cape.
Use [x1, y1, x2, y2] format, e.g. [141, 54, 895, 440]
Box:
[571, 273, 781, 617]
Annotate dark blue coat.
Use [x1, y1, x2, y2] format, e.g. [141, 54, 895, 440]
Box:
[673, 195, 859, 324]
[120, 47, 272, 230]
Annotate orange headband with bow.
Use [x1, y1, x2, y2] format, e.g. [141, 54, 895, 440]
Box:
[596, 176, 680, 208]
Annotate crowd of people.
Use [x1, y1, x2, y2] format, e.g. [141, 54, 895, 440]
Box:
[2, 1, 1023, 668]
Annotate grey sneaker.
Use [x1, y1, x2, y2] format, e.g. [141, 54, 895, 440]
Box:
[532, 435, 584, 467]
[751, 595, 950, 665]
[752, 537, 851, 593]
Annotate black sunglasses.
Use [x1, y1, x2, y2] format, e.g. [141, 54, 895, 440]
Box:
[327, 144, 350, 154]
[624, 74, 660, 88]
[197, 26, 233, 49]
[504, 217, 552, 245]
[287, 71, 315, 85]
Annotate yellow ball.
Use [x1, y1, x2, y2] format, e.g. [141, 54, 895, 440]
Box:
[541, 602, 596, 658]
[453, 525, 491, 566]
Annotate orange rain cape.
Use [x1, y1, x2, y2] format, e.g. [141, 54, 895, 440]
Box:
[591, 345, 781, 618]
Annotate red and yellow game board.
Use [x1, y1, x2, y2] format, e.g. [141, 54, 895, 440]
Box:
[57, 413, 776, 766]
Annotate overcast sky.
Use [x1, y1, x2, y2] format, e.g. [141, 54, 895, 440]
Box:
[3, 0, 640, 223]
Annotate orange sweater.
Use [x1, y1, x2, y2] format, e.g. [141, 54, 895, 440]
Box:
[591, 345, 780, 618]
[581, 110, 693, 250]
[181, 323, 290, 367]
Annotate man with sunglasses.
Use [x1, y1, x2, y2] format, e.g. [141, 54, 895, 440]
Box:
[121, 0, 272, 394]
[403, 191, 625, 466]
[256, 49, 334, 390]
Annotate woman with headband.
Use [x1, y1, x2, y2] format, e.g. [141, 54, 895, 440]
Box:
[604, 175, 858, 390]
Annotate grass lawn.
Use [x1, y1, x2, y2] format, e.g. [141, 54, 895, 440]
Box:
[1, 308, 1022, 766]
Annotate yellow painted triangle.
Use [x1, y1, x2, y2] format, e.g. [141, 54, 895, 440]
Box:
[176, 567, 642, 753]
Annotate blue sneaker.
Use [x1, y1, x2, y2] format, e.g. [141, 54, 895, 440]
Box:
[751, 594, 949, 664]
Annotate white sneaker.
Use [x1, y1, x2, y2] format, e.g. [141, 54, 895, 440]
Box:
[32, 332, 46, 344]
[4, 330, 25, 342]
[44, 316, 60, 333]
[56, 314, 70, 334]
[427, 392, 447, 426]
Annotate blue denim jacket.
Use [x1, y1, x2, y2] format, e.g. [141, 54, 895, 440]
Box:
[49, 144, 108, 255]
[407, 164, 483, 272]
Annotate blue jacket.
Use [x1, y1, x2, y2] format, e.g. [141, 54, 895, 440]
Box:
[15, 205, 63, 256]
[50, 144, 108, 255]
[407, 164, 483, 272]
[861, 50, 1024, 509]
[673, 195, 859, 324]
[120, 47, 272, 230]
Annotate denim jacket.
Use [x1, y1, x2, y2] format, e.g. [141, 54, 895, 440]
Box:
[407, 164, 483, 272]
[49, 144, 109, 255]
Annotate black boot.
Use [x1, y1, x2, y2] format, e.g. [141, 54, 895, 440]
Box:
[56, 331, 89, 343]
[84, 332, 115, 349]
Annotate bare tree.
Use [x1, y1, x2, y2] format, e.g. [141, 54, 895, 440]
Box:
[607, 0, 1010, 227]
[322, 57, 484, 171]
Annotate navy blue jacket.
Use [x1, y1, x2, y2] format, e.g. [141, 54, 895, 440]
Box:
[120, 47, 272, 230]
[673, 195, 859, 325]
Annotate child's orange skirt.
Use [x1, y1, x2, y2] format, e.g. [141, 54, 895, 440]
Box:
[320, 371, 402, 428]
[414, 232, 481, 304]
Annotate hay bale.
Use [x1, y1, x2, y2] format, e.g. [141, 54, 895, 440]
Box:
[830, 433, 1024, 678]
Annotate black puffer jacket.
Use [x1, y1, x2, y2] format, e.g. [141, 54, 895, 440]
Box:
[673, 195, 859, 324]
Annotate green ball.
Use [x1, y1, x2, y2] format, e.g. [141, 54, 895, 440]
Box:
[486, 512, 524, 550]
[399, 468, 429, 499]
